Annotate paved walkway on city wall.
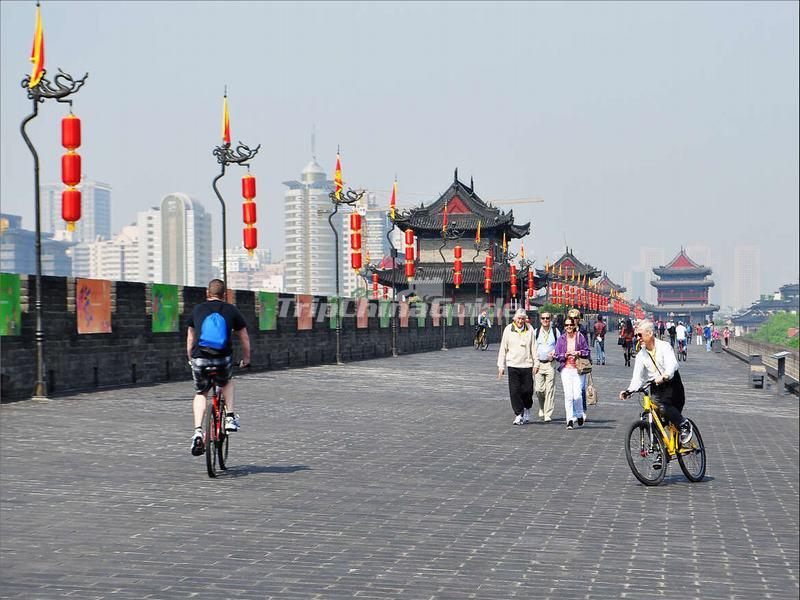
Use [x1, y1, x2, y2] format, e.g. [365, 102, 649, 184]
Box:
[1, 341, 798, 600]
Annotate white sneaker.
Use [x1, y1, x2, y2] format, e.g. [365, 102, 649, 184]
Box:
[225, 413, 240, 432]
[522, 409, 531, 424]
[513, 414, 524, 425]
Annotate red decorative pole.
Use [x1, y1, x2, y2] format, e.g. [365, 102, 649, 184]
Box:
[350, 213, 362, 271]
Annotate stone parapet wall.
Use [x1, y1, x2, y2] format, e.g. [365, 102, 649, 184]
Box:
[0, 275, 503, 401]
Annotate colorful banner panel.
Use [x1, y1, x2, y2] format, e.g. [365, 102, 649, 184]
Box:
[379, 300, 391, 328]
[356, 298, 369, 329]
[0, 273, 21, 336]
[432, 301, 440, 327]
[399, 301, 409, 328]
[416, 303, 426, 328]
[151, 284, 179, 332]
[327, 296, 340, 330]
[446, 303, 453, 326]
[458, 303, 466, 326]
[296, 294, 313, 331]
[76, 278, 112, 334]
[258, 291, 278, 331]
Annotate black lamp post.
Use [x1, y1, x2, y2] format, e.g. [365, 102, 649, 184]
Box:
[518, 256, 534, 312]
[471, 238, 492, 317]
[211, 141, 260, 289]
[385, 216, 400, 357]
[327, 188, 365, 365]
[20, 68, 88, 398]
[438, 227, 464, 351]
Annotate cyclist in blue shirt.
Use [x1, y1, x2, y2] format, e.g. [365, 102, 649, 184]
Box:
[187, 279, 251, 456]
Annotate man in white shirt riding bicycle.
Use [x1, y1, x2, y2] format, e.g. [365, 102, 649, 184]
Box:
[619, 319, 693, 445]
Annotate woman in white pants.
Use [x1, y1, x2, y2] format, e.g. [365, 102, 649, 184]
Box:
[553, 317, 591, 430]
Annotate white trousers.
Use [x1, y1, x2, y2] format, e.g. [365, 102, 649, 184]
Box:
[560, 367, 585, 424]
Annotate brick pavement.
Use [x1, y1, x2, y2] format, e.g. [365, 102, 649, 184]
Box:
[1, 339, 798, 599]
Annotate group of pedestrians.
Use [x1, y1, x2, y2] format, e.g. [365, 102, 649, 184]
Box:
[497, 308, 595, 431]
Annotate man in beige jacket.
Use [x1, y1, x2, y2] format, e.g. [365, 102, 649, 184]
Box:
[497, 308, 536, 425]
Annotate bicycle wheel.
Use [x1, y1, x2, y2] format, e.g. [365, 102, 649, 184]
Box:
[480, 336, 489, 351]
[217, 401, 228, 471]
[624, 421, 667, 486]
[677, 418, 706, 482]
[205, 401, 218, 478]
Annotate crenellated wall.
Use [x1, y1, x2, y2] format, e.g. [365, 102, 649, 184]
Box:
[0, 275, 505, 401]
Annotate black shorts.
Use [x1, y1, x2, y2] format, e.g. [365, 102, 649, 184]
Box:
[191, 356, 233, 393]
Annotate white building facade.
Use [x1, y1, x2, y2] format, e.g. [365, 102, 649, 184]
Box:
[136, 207, 162, 283]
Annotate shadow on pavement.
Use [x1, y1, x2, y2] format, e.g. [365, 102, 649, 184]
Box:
[224, 464, 311, 477]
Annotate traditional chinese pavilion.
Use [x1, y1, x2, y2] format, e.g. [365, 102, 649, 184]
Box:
[373, 169, 530, 301]
[593, 272, 626, 296]
[646, 248, 719, 323]
[534, 248, 602, 304]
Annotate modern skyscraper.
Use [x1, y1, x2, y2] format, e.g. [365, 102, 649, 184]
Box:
[159, 193, 213, 286]
[42, 179, 112, 243]
[640, 247, 665, 304]
[624, 268, 647, 301]
[283, 159, 339, 295]
[733, 246, 761, 311]
[0, 213, 73, 276]
[85, 225, 140, 281]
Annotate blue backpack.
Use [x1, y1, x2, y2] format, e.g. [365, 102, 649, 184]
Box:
[199, 303, 229, 350]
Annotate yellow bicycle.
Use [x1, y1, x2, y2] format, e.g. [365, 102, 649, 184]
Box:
[622, 382, 706, 486]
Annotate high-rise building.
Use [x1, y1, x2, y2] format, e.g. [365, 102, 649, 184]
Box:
[733, 246, 761, 311]
[159, 193, 213, 286]
[84, 225, 140, 281]
[0, 213, 73, 276]
[42, 180, 112, 243]
[283, 159, 339, 295]
[624, 268, 647, 301]
[640, 247, 665, 304]
[212, 247, 272, 279]
[136, 207, 162, 283]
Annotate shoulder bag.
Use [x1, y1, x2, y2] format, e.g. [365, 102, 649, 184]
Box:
[586, 373, 598, 405]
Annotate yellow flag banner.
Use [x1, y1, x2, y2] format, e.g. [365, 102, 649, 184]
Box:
[475, 220, 481, 244]
[334, 153, 343, 200]
[222, 95, 231, 144]
[29, 3, 45, 88]
[389, 179, 397, 220]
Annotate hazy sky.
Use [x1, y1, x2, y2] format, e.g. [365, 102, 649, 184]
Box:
[2, 1, 798, 307]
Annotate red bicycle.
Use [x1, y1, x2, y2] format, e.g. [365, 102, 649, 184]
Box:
[203, 367, 229, 478]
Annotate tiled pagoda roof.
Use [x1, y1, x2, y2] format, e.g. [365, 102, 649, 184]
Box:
[652, 248, 712, 277]
[392, 170, 530, 239]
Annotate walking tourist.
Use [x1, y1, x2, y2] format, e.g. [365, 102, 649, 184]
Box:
[187, 279, 251, 456]
[695, 323, 703, 346]
[703, 322, 712, 352]
[567, 308, 591, 414]
[554, 317, 590, 430]
[620, 318, 635, 366]
[497, 308, 535, 425]
[593, 315, 607, 365]
[533, 311, 560, 422]
[723, 326, 731, 347]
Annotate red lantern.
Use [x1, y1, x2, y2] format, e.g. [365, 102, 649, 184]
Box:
[372, 273, 379, 299]
[510, 265, 517, 298]
[350, 213, 362, 270]
[404, 229, 415, 282]
[405, 262, 415, 280]
[453, 245, 463, 289]
[61, 153, 81, 187]
[383, 286, 389, 300]
[61, 188, 81, 224]
[484, 255, 493, 294]
[243, 227, 257, 250]
[242, 201, 257, 225]
[242, 173, 256, 199]
[62, 114, 81, 151]
[527, 270, 534, 295]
